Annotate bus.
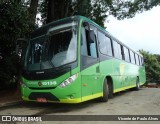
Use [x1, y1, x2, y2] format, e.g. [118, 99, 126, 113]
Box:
[17, 16, 146, 103]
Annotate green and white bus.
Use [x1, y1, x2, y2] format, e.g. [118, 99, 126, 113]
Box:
[18, 16, 146, 103]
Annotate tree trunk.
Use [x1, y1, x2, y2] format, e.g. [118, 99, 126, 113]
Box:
[46, 0, 89, 23]
[29, 0, 38, 24]
[46, 0, 71, 23]
[47, 0, 62, 23]
[64, 1, 69, 17]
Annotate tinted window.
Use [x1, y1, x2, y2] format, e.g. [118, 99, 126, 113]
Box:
[113, 40, 122, 59]
[98, 31, 113, 56]
[121, 45, 125, 60]
[124, 47, 130, 62]
[81, 24, 98, 58]
[80, 23, 99, 68]
[98, 31, 107, 54]
[90, 37, 97, 58]
[81, 26, 88, 56]
[135, 54, 139, 65]
[141, 57, 144, 65]
[130, 51, 135, 64]
[89, 25, 98, 58]
[105, 36, 113, 56]
[139, 56, 142, 65]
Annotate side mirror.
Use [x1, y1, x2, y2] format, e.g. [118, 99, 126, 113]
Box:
[83, 22, 90, 30]
[88, 30, 96, 43]
[16, 38, 28, 57]
[83, 21, 96, 43]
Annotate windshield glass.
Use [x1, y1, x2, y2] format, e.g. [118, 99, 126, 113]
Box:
[24, 21, 77, 71]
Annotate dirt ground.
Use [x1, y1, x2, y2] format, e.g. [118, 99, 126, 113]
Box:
[0, 89, 21, 105]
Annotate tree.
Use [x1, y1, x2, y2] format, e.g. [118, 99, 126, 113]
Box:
[0, 0, 35, 89]
[107, 0, 160, 20]
[39, 0, 108, 27]
[28, 0, 39, 24]
[139, 50, 160, 84]
[155, 54, 160, 63]
[39, 0, 160, 27]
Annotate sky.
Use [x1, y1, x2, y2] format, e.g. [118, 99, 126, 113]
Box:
[105, 6, 160, 54]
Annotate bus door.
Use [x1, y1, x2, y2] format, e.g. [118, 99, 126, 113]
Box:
[80, 23, 101, 99]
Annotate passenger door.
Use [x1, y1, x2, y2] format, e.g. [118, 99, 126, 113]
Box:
[80, 23, 101, 100]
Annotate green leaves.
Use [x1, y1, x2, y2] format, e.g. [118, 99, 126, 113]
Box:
[0, 1, 35, 89]
[139, 50, 160, 84]
[108, 0, 160, 20]
[39, 0, 160, 28]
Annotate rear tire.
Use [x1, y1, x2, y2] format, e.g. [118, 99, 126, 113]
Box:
[135, 77, 140, 91]
[100, 79, 109, 102]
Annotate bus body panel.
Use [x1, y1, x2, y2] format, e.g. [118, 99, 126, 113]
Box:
[99, 58, 146, 93]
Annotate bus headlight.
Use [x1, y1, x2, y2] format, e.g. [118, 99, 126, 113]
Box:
[60, 73, 78, 88]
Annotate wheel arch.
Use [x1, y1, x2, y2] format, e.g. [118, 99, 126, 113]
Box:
[101, 75, 114, 98]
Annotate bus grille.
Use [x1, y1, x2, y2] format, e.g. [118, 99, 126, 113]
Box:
[29, 87, 56, 90]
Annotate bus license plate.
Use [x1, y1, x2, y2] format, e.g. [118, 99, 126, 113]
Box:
[37, 98, 47, 103]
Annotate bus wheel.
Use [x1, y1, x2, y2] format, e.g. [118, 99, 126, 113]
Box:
[100, 79, 109, 102]
[135, 77, 140, 91]
[108, 82, 113, 99]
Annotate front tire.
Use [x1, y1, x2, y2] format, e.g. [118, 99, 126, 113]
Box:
[108, 83, 113, 99]
[100, 79, 109, 102]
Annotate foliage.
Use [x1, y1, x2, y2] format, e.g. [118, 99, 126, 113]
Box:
[139, 50, 160, 84]
[154, 54, 160, 63]
[108, 0, 160, 20]
[0, 1, 35, 89]
[39, 0, 109, 27]
[39, 0, 160, 27]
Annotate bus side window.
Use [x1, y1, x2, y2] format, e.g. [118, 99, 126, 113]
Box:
[89, 25, 98, 58]
[130, 50, 136, 64]
[89, 37, 97, 58]
[123, 47, 130, 62]
[138, 56, 142, 65]
[81, 24, 98, 58]
[106, 36, 113, 56]
[113, 40, 118, 58]
[98, 31, 107, 55]
[141, 57, 144, 66]
[121, 45, 125, 60]
[113, 40, 122, 60]
[135, 54, 139, 65]
[87, 30, 97, 58]
[81, 26, 88, 56]
[98, 31, 113, 56]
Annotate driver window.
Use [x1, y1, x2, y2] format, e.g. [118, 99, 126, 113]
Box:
[81, 23, 98, 58]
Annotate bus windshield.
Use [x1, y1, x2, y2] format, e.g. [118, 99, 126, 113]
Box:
[24, 22, 77, 71]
